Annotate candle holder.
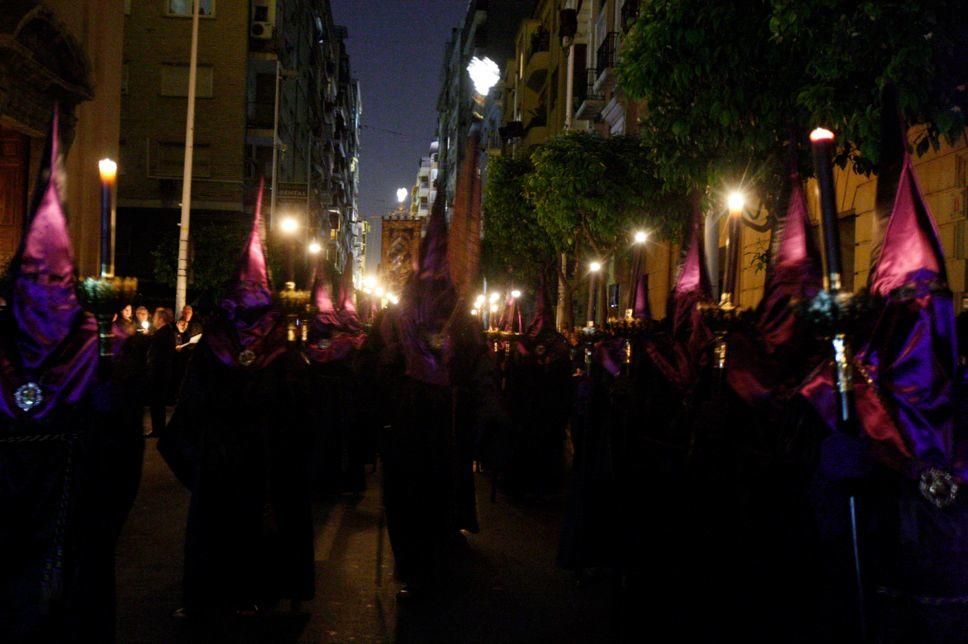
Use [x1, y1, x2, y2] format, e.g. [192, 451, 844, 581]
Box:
[77, 276, 139, 356]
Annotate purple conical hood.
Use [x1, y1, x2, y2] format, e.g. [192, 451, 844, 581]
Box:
[11, 105, 84, 371]
[396, 196, 458, 385]
[311, 258, 341, 327]
[223, 178, 273, 314]
[338, 251, 358, 317]
[527, 276, 554, 337]
[869, 155, 946, 296]
[1, 105, 98, 420]
[672, 199, 712, 337]
[632, 273, 651, 321]
[755, 175, 822, 352]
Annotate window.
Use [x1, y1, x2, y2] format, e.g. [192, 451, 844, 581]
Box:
[160, 64, 214, 98]
[167, 0, 214, 17]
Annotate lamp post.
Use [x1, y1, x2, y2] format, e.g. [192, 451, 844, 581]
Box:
[627, 230, 647, 318]
[587, 261, 602, 328]
[721, 191, 745, 307]
[279, 215, 299, 286]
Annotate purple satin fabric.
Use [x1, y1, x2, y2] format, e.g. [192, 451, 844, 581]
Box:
[205, 310, 288, 369]
[799, 154, 958, 480]
[1, 107, 99, 420]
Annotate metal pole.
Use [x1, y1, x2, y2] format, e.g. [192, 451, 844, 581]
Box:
[565, 43, 575, 130]
[174, 0, 200, 315]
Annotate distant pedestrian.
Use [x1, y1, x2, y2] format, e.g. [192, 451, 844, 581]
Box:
[146, 308, 175, 437]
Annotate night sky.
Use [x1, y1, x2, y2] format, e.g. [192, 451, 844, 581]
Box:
[330, 0, 469, 272]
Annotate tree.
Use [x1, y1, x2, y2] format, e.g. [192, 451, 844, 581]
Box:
[524, 132, 688, 328]
[481, 155, 555, 290]
[152, 218, 251, 305]
[618, 0, 966, 212]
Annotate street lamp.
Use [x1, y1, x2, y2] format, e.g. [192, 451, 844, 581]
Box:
[396, 187, 408, 205]
[722, 191, 745, 306]
[628, 231, 648, 317]
[308, 241, 322, 255]
[279, 216, 299, 235]
[633, 230, 648, 245]
[511, 289, 521, 299]
[467, 56, 500, 97]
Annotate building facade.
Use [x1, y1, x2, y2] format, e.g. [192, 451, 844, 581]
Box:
[409, 141, 439, 218]
[0, 0, 124, 276]
[117, 0, 360, 293]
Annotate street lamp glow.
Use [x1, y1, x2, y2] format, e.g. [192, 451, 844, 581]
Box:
[363, 275, 377, 289]
[489, 292, 500, 304]
[475, 294, 486, 306]
[589, 261, 602, 273]
[375, 286, 385, 298]
[471, 308, 479, 316]
[633, 230, 648, 245]
[810, 127, 835, 142]
[98, 158, 118, 183]
[396, 188, 408, 204]
[467, 56, 501, 96]
[308, 241, 322, 254]
[489, 304, 498, 314]
[387, 292, 399, 305]
[511, 289, 521, 299]
[727, 191, 745, 215]
[279, 216, 299, 234]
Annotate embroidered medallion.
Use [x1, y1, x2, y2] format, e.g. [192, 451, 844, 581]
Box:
[238, 349, 257, 367]
[919, 467, 959, 509]
[14, 382, 44, 413]
[317, 339, 332, 350]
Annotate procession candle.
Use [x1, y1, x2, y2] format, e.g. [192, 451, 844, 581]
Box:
[809, 129, 844, 292]
[98, 159, 118, 278]
[810, 128, 853, 425]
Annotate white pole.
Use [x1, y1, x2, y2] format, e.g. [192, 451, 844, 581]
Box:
[270, 59, 281, 236]
[564, 44, 575, 130]
[175, 0, 200, 315]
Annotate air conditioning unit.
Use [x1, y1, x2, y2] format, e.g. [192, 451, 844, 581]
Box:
[251, 21, 273, 40]
[250, 0, 275, 40]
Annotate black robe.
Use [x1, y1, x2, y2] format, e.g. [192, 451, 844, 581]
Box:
[159, 317, 314, 613]
[0, 328, 140, 642]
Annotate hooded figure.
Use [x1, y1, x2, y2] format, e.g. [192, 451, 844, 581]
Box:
[159, 180, 314, 617]
[377, 168, 503, 600]
[303, 255, 368, 494]
[501, 277, 572, 499]
[0, 107, 133, 642]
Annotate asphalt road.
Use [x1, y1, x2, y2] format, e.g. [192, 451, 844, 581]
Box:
[115, 444, 613, 643]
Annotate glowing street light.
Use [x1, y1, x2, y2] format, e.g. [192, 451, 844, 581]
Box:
[467, 56, 501, 96]
[633, 230, 648, 245]
[510, 289, 521, 299]
[489, 292, 500, 304]
[279, 216, 299, 235]
[308, 241, 322, 254]
[475, 294, 486, 307]
[727, 191, 746, 216]
[396, 188, 408, 204]
[589, 261, 602, 273]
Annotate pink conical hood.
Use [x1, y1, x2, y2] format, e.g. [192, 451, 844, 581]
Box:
[223, 178, 273, 313]
[1, 105, 98, 420]
[527, 276, 554, 337]
[11, 105, 84, 371]
[869, 154, 946, 295]
[633, 273, 651, 321]
[418, 195, 451, 281]
[312, 258, 341, 327]
[672, 199, 712, 336]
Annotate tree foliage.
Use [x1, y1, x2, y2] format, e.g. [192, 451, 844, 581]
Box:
[524, 132, 687, 259]
[152, 218, 251, 302]
[619, 0, 966, 201]
[480, 154, 554, 287]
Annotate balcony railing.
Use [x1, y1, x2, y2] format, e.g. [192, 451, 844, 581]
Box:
[574, 68, 602, 109]
[596, 32, 618, 72]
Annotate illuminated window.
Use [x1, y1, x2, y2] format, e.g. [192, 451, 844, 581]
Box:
[167, 0, 214, 17]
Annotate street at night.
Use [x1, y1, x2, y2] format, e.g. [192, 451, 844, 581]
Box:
[1, 1, 967, 643]
[116, 445, 611, 643]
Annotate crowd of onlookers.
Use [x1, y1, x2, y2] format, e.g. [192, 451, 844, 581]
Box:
[111, 303, 203, 437]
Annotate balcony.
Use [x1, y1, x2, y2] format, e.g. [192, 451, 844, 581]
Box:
[525, 29, 550, 92]
[574, 68, 605, 120]
[594, 32, 619, 95]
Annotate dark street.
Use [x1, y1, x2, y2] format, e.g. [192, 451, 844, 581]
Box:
[115, 445, 612, 643]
